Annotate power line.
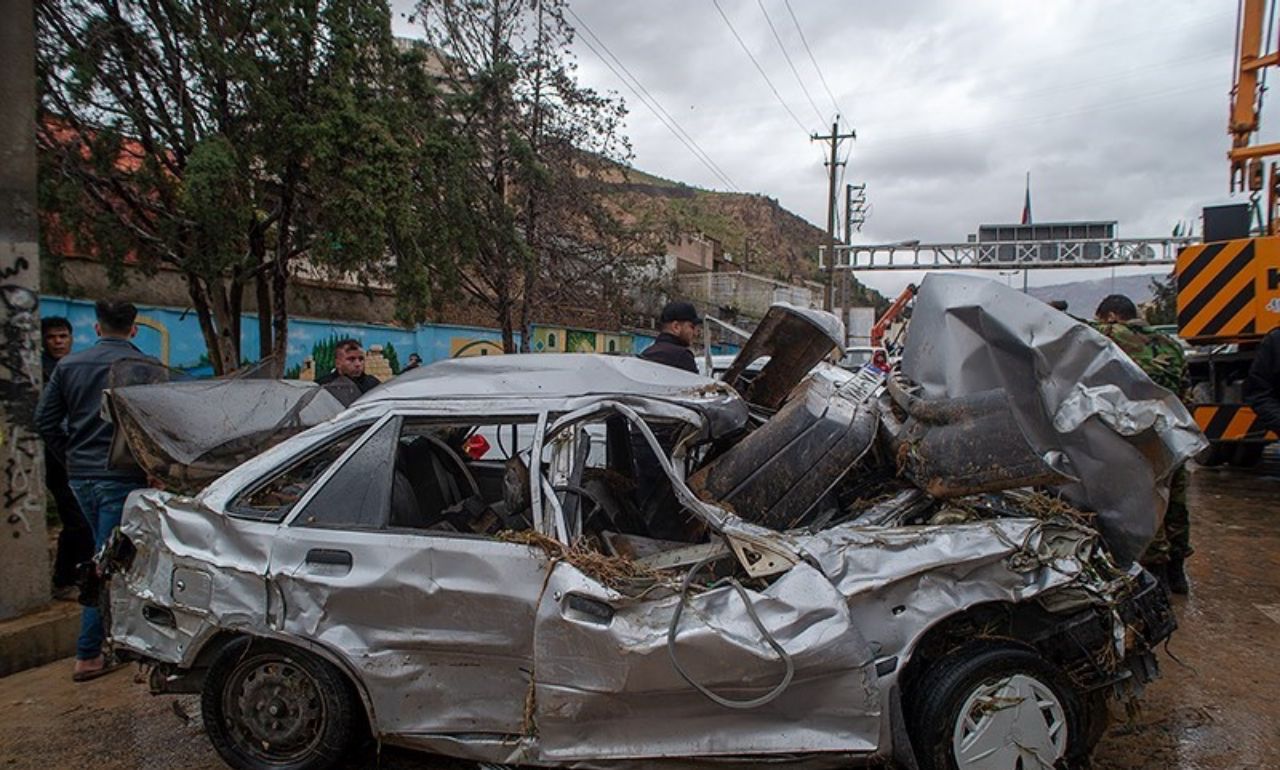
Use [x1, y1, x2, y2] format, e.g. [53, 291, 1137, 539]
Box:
[783, 0, 844, 118]
[711, 0, 811, 134]
[756, 0, 826, 124]
[567, 8, 740, 191]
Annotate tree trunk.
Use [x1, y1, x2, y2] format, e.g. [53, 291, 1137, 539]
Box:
[266, 178, 297, 379]
[208, 280, 239, 374]
[499, 295, 515, 353]
[519, 0, 544, 355]
[185, 272, 236, 375]
[255, 270, 272, 361]
[251, 226, 272, 360]
[229, 272, 243, 369]
[269, 257, 288, 378]
[517, 300, 532, 352]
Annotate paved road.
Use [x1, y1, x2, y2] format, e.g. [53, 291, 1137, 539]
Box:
[1, 460, 1277, 769]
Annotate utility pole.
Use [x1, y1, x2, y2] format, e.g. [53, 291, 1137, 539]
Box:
[841, 183, 868, 325]
[812, 118, 856, 312]
[845, 183, 867, 243]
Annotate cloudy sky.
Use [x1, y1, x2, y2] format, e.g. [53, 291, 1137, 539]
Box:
[397, 1, 1253, 296]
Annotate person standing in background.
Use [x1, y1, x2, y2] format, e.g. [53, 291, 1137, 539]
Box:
[1244, 328, 1280, 436]
[40, 316, 93, 599]
[1094, 294, 1192, 594]
[36, 301, 160, 681]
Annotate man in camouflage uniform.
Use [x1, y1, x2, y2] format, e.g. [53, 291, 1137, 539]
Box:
[1093, 294, 1192, 594]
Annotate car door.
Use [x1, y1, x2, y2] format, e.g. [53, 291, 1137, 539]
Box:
[531, 557, 883, 762]
[267, 413, 553, 739]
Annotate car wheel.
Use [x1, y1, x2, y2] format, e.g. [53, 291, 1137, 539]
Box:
[202, 638, 358, 770]
[911, 643, 1090, 770]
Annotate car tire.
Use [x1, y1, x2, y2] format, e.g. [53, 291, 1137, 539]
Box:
[202, 638, 358, 770]
[911, 642, 1091, 770]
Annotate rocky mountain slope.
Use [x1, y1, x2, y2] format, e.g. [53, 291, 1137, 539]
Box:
[607, 167, 885, 309]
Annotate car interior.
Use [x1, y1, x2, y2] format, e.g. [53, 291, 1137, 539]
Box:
[232, 413, 713, 557]
[386, 417, 708, 549]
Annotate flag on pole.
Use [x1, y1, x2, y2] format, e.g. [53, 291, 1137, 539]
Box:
[1021, 171, 1032, 225]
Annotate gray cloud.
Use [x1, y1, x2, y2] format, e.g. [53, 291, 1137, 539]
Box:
[395, 1, 1248, 295]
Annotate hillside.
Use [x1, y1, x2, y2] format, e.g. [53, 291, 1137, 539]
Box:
[1026, 272, 1170, 316]
[607, 167, 885, 310]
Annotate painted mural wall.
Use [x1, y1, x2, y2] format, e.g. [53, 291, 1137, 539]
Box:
[39, 296, 736, 377]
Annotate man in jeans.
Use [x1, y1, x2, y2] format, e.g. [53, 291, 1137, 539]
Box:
[41, 316, 94, 597]
[36, 300, 159, 681]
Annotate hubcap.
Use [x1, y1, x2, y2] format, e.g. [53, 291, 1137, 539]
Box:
[223, 655, 325, 762]
[952, 673, 1068, 769]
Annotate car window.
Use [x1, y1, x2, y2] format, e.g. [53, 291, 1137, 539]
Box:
[389, 418, 536, 536]
[294, 417, 400, 529]
[229, 429, 365, 522]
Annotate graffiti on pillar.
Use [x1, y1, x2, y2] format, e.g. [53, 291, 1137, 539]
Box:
[0, 284, 45, 539]
[2, 425, 41, 535]
[0, 285, 42, 427]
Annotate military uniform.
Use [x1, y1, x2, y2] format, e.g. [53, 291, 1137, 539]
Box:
[1093, 319, 1191, 571]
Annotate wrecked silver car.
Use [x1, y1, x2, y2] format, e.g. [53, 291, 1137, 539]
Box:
[99, 275, 1202, 770]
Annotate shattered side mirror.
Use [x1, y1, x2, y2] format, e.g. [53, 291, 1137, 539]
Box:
[720, 304, 844, 410]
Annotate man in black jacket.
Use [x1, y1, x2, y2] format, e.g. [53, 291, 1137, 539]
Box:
[639, 301, 702, 373]
[1244, 328, 1280, 435]
[40, 316, 93, 599]
[317, 339, 381, 405]
[632, 302, 702, 534]
[36, 300, 159, 682]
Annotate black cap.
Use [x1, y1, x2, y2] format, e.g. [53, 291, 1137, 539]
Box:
[660, 301, 703, 324]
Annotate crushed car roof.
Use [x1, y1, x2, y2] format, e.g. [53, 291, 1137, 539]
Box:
[357, 353, 728, 404]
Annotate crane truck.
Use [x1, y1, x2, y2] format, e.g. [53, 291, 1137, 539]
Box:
[1176, 0, 1280, 466]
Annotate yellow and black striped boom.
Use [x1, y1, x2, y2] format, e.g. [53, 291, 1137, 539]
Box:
[1176, 236, 1280, 343]
[1192, 403, 1279, 442]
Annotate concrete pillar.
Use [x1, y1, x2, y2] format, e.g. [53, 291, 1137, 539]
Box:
[0, 0, 52, 620]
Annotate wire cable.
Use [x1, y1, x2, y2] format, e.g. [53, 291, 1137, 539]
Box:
[667, 554, 796, 710]
[712, 0, 811, 135]
[568, 9, 740, 191]
[757, 0, 826, 124]
[783, 0, 845, 119]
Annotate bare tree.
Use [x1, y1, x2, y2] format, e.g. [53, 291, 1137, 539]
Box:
[416, 0, 657, 351]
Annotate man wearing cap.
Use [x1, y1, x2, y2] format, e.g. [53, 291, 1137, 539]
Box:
[640, 301, 702, 374]
[630, 301, 703, 535]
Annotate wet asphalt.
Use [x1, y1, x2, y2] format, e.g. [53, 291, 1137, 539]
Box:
[1, 456, 1277, 769]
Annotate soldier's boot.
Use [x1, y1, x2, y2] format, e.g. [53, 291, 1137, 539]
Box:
[1166, 556, 1189, 595]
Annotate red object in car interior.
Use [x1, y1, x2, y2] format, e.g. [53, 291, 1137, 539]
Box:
[463, 434, 490, 459]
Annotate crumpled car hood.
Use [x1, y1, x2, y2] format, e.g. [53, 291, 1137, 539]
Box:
[900, 274, 1207, 564]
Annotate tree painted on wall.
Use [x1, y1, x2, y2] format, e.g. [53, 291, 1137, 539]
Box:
[382, 342, 401, 375]
[283, 334, 400, 379]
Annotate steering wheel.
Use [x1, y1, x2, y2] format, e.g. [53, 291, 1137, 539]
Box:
[418, 433, 482, 501]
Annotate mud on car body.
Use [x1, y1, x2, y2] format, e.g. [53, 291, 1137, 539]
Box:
[98, 276, 1201, 770]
